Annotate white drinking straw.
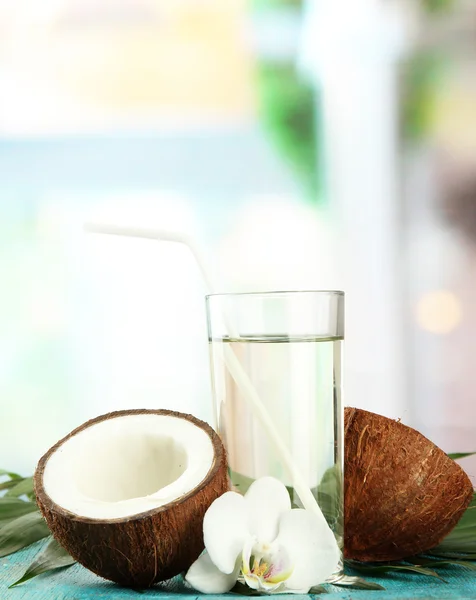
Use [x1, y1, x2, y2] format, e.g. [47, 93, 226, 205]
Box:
[84, 222, 324, 520]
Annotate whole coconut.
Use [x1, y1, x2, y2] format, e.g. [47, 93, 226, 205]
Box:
[344, 407, 473, 562]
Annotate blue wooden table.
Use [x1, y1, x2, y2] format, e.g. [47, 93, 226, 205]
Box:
[2, 542, 476, 600]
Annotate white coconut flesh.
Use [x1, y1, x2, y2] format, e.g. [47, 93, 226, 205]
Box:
[42, 414, 215, 519]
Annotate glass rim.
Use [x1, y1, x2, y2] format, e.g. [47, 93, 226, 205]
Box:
[206, 289, 344, 300]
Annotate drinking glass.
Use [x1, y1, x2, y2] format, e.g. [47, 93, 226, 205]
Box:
[206, 290, 344, 580]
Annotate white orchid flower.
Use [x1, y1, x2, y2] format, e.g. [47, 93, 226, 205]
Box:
[185, 476, 340, 594]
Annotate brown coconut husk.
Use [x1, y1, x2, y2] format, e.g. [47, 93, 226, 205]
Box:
[35, 409, 228, 588]
[344, 407, 474, 562]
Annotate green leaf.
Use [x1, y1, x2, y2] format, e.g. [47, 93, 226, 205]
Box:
[308, 585, 327, 594]
[0, 498, 38, 521]
[422, 0, 456, 15]
[434, 492, 476, 554]
[229, 581, 327, 596]
[448, 452, 476, 460]
[430, 551, 476, 560]
[0, 511, 50, 557]
[229, 582, 264, 596]
[345, 560, 447, 582]
[315, 465, 343, 538]
[0, 470, 22, 480]
[5, 477, 34, 499]
[433, 542, 476, 555]
[228, 470, 255, 495]
[332, 575, 385, 590]
[0, 479, 22, 492]
[407, 556, 476, 570]
[9, 537, 75, 587]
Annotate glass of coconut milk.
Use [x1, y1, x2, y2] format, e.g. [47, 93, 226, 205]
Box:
[206, 290, 344, 579]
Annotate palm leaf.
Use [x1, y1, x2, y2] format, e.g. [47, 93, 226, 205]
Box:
[307, 585, 327, 594]
[0, 498, 38, 522]
[407, 556, 476, 570]
[345, 559, 447, 582]
[229, 582, 271, 596]
[429, 550, 476, 560]
[448, 452, 476, 460]
[432, 492, 476, 555]
[0, 480, 21, 493]
[9, 537, 75, 587]
[0, 511, 50, 557]
[0, 470, 22, 480]
[5, 477, 34, 499]
[332, 575, 384, 590]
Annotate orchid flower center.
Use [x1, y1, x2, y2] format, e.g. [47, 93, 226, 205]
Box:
[241, 537, 294, 591]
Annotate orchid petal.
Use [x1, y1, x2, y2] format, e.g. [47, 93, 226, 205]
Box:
[263, 545, 294, 585]
[185, 552, 239, 594]
[275, 508, 340, 590]
[241, 535, 256, 577]
[245, 477, 291, 543]
[203, 491, 248, 574]
[243, 573, 284, 592]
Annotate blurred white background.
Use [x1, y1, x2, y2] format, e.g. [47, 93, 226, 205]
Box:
[1, 0, 476, 480]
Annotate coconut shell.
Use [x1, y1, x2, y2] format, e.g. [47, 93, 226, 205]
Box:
[35, 409, 228, 588]
[344, 407, 473, 562]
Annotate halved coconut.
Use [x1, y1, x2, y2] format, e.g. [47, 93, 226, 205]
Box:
[34, 409, 228, 588]
[344, 407, 473, 561]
